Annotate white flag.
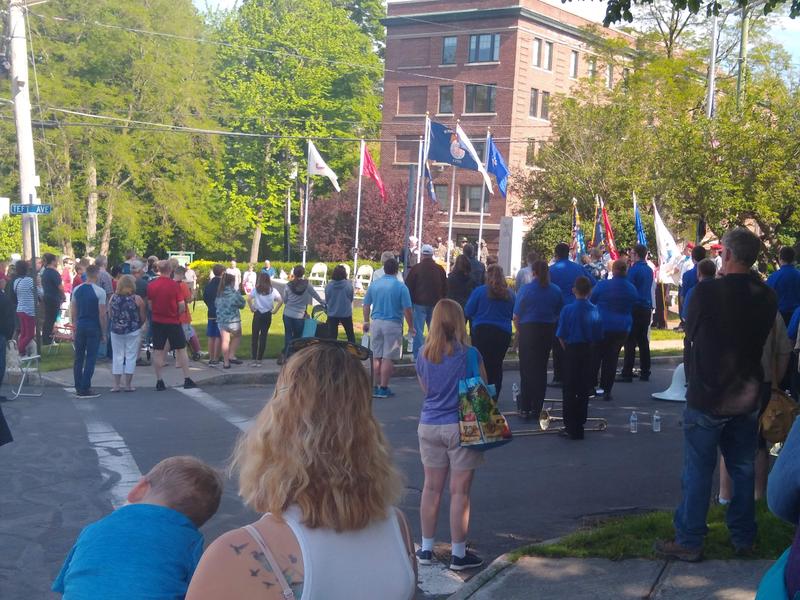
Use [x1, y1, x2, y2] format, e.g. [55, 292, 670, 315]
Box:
[455, 124, 493, 194]
[652, 201, 681, 284]
[307, 140, 340, 192]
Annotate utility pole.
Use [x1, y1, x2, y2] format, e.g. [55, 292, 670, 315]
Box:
[736, 3, 750, 109]
[705, 14, 718, 118]
[8, 0, 40, 260]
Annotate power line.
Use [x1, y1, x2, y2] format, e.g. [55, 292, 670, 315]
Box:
[29, 11, 518, 92]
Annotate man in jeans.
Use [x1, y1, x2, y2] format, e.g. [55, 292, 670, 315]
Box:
[619, 244, 654, 382]
[362, 259, 415, 398]
[71, 265, 107, 398]
[656, 227, 777, 562]
[405, 244, 446, 358]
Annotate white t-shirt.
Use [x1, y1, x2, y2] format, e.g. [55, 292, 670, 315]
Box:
[250, 288, 282, 314]
[226, 267, 242, 290]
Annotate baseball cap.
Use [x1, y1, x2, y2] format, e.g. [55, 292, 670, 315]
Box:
[421, 244, 434, 255]
[686, 242, 695, 249]
[711, 243, 723, 250]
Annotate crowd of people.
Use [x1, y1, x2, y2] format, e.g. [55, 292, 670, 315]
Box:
[2, 228, 800, 598]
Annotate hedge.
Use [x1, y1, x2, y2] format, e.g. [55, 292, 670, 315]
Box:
[188, 259, 385, 290]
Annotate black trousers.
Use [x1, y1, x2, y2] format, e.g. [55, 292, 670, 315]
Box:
[552, 331, 564, 382]
[652, 284, 667, 329]
[622, 306, 651, 377]
[518, 322, 555, 415]
[43, 297, 60, 345]
[471, 324, 511, 399]
[563, 342, 593, 438]
[251, 311, 273, 360]
[594, 331, 628, 395]
[328, 316, 356, 344]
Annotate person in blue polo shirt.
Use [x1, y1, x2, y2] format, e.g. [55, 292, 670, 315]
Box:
[362, 258, 415, 399]
[557, 276, 603, 440]
[767, 246, 800, 325]
[590, 259, 638, 401]
[513, 260, 563, 419]
[680, 245, 706, 307]
[619, 244, 655, 383]
[549, 243, 594, 385]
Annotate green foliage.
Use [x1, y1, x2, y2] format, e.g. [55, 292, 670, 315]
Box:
[516, 50, 800, 265]
[0, 217, 22, 261]
[598, 0, 799, 27]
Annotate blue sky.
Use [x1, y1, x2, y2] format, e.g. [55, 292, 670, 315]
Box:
[192, 0, 800, 66]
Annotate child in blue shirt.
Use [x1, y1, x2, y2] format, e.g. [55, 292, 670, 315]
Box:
[53, 456, 223, 600]
[557, 276, 603, 440]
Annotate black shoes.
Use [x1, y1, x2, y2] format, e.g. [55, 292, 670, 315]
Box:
[155, 379, 166, 391]
[416, 549, 433, 565]
[184, 378, 197, 389]
[450, 550, 483, 571]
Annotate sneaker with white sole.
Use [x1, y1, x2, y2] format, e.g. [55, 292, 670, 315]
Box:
[416, 549, 433, 565]
[450, 550, 483, 571]
[373, 387, 388, 399]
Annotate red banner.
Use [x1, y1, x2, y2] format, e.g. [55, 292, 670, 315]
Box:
[362, 145, 386, 203]
[601, 200, 619, 260]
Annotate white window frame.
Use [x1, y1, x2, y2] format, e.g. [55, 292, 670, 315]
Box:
[569, 50, 579, 79]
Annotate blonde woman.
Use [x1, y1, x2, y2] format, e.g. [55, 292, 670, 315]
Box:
[415, 299, 487, 571]
[186, 343, 417, 600]
[108, 275, 146, 392]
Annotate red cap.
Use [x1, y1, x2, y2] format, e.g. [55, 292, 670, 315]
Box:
[687, 242, 695, 249]
[711, 244, 723, 250]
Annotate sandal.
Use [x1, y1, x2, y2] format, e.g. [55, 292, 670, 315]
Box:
[223, 363, 231, 369]
[110, 387, 121, 393]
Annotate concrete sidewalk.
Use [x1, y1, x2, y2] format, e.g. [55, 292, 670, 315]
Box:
[449, 555, 771, 600]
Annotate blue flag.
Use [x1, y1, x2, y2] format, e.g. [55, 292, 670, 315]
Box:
[486, 136, 509, 198]
[424, 163, 437, 203]
[427, 121, 483, 171]
[634, 195, 647, 246]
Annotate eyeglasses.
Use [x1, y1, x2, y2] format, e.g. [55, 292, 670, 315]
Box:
[288, 337, 372, 362]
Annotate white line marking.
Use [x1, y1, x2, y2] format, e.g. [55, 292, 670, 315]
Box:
[176, 387, 253, 432]
[69, 389, 142, 509]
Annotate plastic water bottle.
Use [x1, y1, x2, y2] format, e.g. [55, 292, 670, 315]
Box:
[512, 383, 520, 411]
[406, 333, 414, 352]
[652, 410, 661, 433]
[629, 411, 638, 433]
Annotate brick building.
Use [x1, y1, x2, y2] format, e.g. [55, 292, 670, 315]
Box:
[380, 0, 634, 254]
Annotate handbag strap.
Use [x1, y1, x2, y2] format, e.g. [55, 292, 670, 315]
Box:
[243, 524, 296, 599]
[466, 346, 479, 379]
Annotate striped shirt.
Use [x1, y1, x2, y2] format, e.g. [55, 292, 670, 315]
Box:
[13, 276, 36, 316]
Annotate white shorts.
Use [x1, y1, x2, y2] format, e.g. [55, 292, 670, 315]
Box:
[370, 320, 403, 359]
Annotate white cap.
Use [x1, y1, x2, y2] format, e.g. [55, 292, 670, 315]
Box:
[421, 244, 434, 255]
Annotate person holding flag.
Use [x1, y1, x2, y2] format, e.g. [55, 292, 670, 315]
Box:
[618, 244, 654, 383]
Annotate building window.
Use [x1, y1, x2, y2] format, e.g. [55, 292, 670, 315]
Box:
[468, 33, 500, 63]
[532, 38, 542, 67]
[397, 86, 428, 115]
[438, 86, 453, 114]
[543, 41, 553, 71]
[442, 36, 457, 65]
[570, 50, 579, 78]
[529, 88, 539, 118]
[540, 91, 550, 121]
[606, 64, 614, 89]
[465, 84, 496, 113]
[588, 57, 597, 79]
[526, 140, 537, 167]
[473, 140, 486, 161]
[459, 185, 483, 213]
[395, 135, 419, 164]
[434, 184, 449, 202]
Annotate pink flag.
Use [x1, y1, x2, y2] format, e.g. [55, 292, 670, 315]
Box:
[601, 199, 619, 260]
[362, 145, 386, 203]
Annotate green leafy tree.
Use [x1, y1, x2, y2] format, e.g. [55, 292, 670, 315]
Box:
[214, 0, 383, 262]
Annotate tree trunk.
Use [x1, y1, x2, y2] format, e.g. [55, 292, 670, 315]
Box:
[61, 134, 74, 257]
[249, 209, 263, 265]
[86, 158, 98, 255]
[100, 195, 113, 256]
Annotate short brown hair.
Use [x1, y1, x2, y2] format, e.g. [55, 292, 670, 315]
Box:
[611, 259, 628, 277]
[145, 456, 223, 527]
[574, 275, 592, 297]
[697, 258, 717, 279]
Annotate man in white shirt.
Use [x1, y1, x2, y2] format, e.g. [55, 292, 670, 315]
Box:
[226, 260, 242, 292]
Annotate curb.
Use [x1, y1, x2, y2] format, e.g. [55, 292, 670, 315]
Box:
[39, 354, 683, 387]
[447, 553, 514, 600]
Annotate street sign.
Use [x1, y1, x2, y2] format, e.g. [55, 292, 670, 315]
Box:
[10, 203, 51, 215]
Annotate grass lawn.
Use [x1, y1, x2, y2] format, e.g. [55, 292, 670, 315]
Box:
[511, 500, 794, 562]
[41, 301, 372, 372]
[651, 328, 685, 341]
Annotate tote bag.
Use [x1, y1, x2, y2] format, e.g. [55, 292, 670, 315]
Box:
[458, 347, 512, 451]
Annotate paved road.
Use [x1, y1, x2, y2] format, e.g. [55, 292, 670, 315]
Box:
[0, 363, 688, 599]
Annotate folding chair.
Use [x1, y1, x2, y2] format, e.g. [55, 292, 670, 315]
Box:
[308, 262, 328, 287]
[6, 342, 43, 400]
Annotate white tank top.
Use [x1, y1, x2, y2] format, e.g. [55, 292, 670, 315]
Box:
[280, 505, 415, 600]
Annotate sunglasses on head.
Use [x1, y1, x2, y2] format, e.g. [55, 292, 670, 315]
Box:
[288, 337, 372, 362]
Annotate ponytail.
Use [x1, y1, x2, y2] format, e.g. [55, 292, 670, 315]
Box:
[533, 260, 550, 287]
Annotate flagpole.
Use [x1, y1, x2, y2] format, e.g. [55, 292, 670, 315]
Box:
[302, 140, 311, 268]
[415, 114, 430, 260]
[477, 128, 490, 256]
[445, 165, 457, 274]
[413, 135, 424, 259]
[353, 139, 365, 283]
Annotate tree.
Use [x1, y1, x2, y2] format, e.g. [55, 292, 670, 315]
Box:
[308, 180, 444, 261]
[596, 0, 798, 27]
[19, 0, 224, 260]
[214, 0, 383, 261]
